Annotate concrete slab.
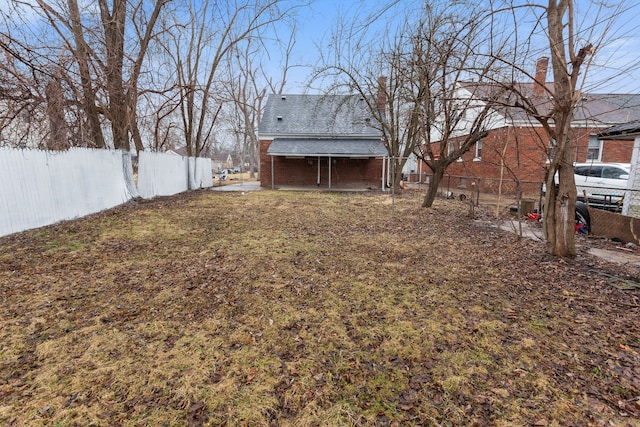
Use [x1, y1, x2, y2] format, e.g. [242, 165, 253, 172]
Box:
[499, 220, 544, 241]
[495, 220, 640, 267]
[587, 248, 640, 267]
[210, 181, 262, 192]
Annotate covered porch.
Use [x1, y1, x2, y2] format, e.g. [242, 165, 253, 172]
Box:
[265, 138, 388, 190]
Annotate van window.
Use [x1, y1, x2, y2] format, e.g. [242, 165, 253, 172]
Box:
[574, 166, 602, 177]
[602, 166, 628, 179]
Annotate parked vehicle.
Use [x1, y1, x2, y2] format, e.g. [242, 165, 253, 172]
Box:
[575, 201, 591, 233]
[573, 162, 630, 207]
[544, 162, 630, 212]
[540, 162, 631, 232]
[531, 200, 591, 233]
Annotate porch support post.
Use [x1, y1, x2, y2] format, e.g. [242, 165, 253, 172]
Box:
[317, 156, 321, 186]
[381, 156, 386, 191]
[271, 155, 274, 189]
[328, 156, 332, 190]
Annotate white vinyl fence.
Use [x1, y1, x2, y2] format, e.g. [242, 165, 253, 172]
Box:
[137, 151, 213, 199]
[138, 151, 188, 199]
[189, 156, 214, 190]
[0, 147, 212, 237]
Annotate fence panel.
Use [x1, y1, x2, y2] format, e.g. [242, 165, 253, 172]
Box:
[189, 156, 213, 190]
[137, 151, 189, 199]
[0, 148, 134, 237]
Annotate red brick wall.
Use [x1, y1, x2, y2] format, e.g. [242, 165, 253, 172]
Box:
[260, 139, 273, 186]
[572, 127, 633, 162]
[441, 125, 633, 196]
[259, 139, 384, 188]
[445, 126, 549, 182]
[600, 139, 633, 163]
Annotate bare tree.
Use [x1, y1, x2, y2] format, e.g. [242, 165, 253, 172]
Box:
[34, 0, 108, 148]
[486, 0, 628, 256]
[315, 2, 507, 196]
[542, 0, 588, 256]
[313, 7, 415, 192]
[44, 69, 70, 150]
[0, 22, 100, 148]
[1, 0, 168, 150]
[161, 0, 298, 158]
[0, 36, 47, 148]
[222, 29, 296, 177]
[407, 3, 508, 207]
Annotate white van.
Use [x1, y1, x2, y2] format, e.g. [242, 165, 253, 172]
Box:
[543, 162, 630, 212]
[573, 162, 630, 203]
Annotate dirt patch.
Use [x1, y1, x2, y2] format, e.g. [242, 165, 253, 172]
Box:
[0, 190, 638, 426]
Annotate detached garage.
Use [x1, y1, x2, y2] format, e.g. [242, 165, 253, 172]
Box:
[259, 94, 387, 189]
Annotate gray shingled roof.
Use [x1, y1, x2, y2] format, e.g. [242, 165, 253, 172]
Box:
[259, 94, 382, 137]
[460, 82, 640, 125]
[267, 138, 387, 157]
[579, 94, 640, 124]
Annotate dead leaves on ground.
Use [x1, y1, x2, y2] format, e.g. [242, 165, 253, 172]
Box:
[0, 190, 638, 426]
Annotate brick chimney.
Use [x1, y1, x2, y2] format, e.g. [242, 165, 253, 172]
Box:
[533, 57, 549, 97]
[377, 76, 387, 114]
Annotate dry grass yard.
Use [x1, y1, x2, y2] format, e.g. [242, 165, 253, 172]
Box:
[1, 190, 639, 426]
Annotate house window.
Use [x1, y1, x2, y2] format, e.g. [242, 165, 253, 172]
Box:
[474, 139, 483, 161]
[447, 142, 455, 157]
[587, 135, 602, 161]
[459, 177, 467, 188]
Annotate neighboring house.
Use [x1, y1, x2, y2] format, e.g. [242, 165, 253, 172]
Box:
[258, 94, 387, 189]
[167, 146, 234, 173]
[211, 152, 234, 172]
[432, 57, 640, 196]
[165, 147, 187, 157]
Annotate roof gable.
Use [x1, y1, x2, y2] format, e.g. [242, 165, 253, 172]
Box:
[259, 94, 382, 138]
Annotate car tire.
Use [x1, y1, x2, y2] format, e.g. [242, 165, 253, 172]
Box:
[575, 201, 590, 233]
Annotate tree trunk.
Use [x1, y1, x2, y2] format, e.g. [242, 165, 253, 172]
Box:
[422, 167, 445, 207]
[45, 78, 70, 150]
[130, 114, 144, 153]
[65, 0, 106, 148]
[544, 124, 577, 256]
[543, 0, 578, 257]
[100, 0, 129, 150]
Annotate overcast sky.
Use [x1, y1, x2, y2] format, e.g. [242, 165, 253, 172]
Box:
[1, 0, 639, 94]
[276, 0, 640, 94]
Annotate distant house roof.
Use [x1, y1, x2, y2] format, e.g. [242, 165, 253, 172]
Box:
[211, 152, 231, 161]
[267, 138, 387, 157]
[167, 146, 189, 156]
[259, 94, 382, 138]
[460, 82, 640, 125]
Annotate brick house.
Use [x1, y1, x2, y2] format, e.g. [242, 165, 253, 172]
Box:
[432, 57, 640, 196]
[258, 94, 387, 189]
